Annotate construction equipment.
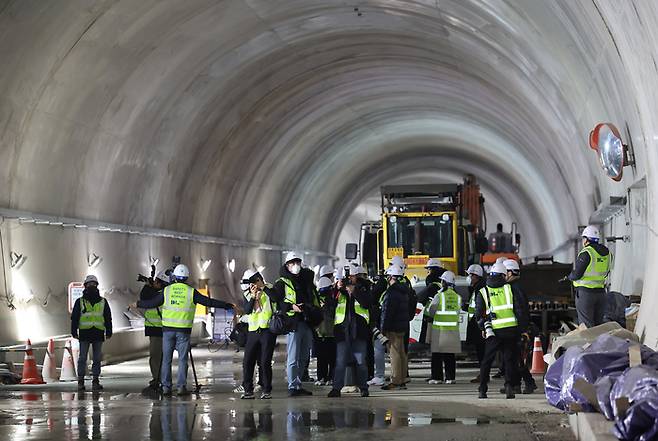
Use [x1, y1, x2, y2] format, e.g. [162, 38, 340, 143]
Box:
[354, 175, 519, 280]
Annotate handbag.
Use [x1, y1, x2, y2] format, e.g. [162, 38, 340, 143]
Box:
[268, 310, 296, 335]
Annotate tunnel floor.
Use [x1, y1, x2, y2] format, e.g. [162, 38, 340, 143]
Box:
[0, 346, 574, 440]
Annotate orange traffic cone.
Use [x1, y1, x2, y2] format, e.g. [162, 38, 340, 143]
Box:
[530, 336, 546, 374]
[42, 339, 59, 383]
[20, 339, 45, 384]
[60, 339, 77, 382]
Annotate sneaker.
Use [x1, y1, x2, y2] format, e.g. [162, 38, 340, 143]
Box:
[327, 389, 341, 398]
[381, 383, 405, 391]
[233, 385, 245, 393]
[367, 377, 385, 386]
[522, 383, 538, 395]
[478, 391, 488, 399]
[445, 380, 456, 385]
[177, 387, 191, 396]
[324, 380, 333, 386]
[298, 388, 313, 396]
[492, 370, 504, 379]
[240, 392, 255, 400]
[92, 380, 103, 391]
[505, 386, 516, 399]
[428, 379, 443, 385]
[162, 389, 173, 397]
[360, 389, 369, 397]
[500, 385, 522, 394]
[260, 392, 272, 400]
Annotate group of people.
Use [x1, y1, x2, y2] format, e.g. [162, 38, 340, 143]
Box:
[69, 224, 610, 399]
[236, 251, 417, 399]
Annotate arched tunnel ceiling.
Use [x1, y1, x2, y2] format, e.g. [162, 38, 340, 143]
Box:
[0, 0, 641, 259]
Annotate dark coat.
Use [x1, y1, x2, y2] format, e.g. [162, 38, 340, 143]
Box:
[71, 288, 113, 342]
[270, 266, 318, 325]
[380, 280, 412, 333]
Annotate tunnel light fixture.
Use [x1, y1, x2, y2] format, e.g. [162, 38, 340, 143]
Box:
[149, 256, 160, 267]
[199, 258, 212, 272]
[226, 259, 235, 273]
[88, 253, 102, 268]
[589, 123, 635, 182]
[9, 252, 27, 270]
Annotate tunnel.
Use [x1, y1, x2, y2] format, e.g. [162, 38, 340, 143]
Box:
[0, 2, 656, 351]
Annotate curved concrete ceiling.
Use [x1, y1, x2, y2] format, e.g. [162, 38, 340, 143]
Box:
[2, 1, 658, 344]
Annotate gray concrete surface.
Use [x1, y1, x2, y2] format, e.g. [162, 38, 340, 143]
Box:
[0, 345, 574, 441]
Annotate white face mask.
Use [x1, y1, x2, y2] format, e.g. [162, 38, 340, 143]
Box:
[288, 263, 301, 275]
[466, 276, 472, 286]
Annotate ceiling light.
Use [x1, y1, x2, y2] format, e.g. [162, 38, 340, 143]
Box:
[10, 252, 27, 270]
[200, 258, 212, 272]
[88, 253, 102, 268]
[227, 259, 235, 273]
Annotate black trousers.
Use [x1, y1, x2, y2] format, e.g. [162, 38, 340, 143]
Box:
[479, 330, 520, 393]
[314, 336, 336, 382]
[242, 329, 276, 394]
[516, 338, 536, 387]
[366, 336, 374, 379]
[431, 353, 456, 381]
[466, 319, 485, 364]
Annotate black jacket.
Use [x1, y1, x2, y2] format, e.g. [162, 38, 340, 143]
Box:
[463, 277, 487, 318]
[270, 266, 318, 325]
[137, 284, 232, 335]
[328, 278, 372, 342]
[71, 288, 113, 342]
[425, 268, 446, 286]
[417, 281, 440, 306]
[568, 242, 611, 288]
[140, 284, 163, 337]
[380, 280, 412, 333]
[474, 274, 529, 333]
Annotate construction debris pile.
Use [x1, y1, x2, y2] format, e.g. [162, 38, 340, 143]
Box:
[545, 323, 658, 440]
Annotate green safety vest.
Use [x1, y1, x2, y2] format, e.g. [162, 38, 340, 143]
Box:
[573, 246, 610, 289]
[162, 283, 196, 329]
[430, 288, 460, 331]
[479, 284, 518, 330]
[79, 298, 106, 331]
[334, 293, 370, 325]
[246, 288, 273, 332]
[144, 305, 162, 328]
[279, 277, 298, 317]
[467, 294, 476, 320]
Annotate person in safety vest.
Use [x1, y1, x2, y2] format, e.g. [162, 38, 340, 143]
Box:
[133, 264, 235, 396]
[139, 271, 170, 393]
[463, 264, 486, 384]
[380, 265, 413, 391]
[71, 274, 113, 392]
[503, 259, 537, 395]
[567, 225, 611, 328]
[424, 258, 446, 288]
[425, 271, 461, 384]
[474, 262, 529, 399]
[314, 274, 337, 386]
[239, 269, 276, 400]
[269, 252, 319, 397]
[327, 267, 372, 398]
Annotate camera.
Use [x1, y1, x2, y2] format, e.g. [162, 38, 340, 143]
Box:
[137, 274, 150, 283]
[372, 327, 389, 345]
[483, 320, 495, 339]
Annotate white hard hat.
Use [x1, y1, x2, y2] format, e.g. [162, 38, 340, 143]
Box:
[317, 276, 333, 290]
[173, 264, 190, 279]
[490, 263, 507, 275]
[390, 255, 405, 267]
[385, 265, 404, 277]
[495, 257, 507, 265]
[351, 265, 366, 275]
[424, 258, 443, 269]
[334, 267, 345, 279]
[319, 264, 334, 277]
[156, 271, 170, 283]
[440, 271, 456, 285]
[284, 251, 303, 264]
[241, 269, 259, 282]
[466, 264, 484, 277]
[581, 225, 600, 241]
[503, 259, 520, 271]
[83, 275, 98, 285]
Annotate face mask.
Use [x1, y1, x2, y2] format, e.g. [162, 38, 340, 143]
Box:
[466, 276, 472, 286]
[288, 264, 301, 275]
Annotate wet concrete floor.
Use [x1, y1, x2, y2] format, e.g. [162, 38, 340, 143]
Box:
[0, 345, 574, 441]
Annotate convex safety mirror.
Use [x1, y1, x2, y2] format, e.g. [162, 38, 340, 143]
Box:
[589, 123, 634, 182]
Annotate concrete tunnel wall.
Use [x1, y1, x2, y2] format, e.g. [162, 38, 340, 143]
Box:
[0, 1, 657, 349]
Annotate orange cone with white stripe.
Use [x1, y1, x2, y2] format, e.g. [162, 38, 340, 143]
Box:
[20, 339, 45, 384]
[42, 339, 59, 383]
[60, 339, 77, 382]
[530, 336, 546, 374]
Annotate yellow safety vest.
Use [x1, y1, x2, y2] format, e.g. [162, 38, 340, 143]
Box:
[79, 298, 106, 331]
[479, 284, 518, 330]
[334, 293, 369, 325]
[279, 277, 298, 317]
[246, 289, 273, 332]
[431, 288, 460, 331]
[468, 294, 476, 320]
[161, 283, 196, 329]
[573, 246, 610, 289]
[144, 306, 162, 328]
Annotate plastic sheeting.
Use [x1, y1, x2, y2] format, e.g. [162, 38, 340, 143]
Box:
[609, 366, 658, 419]
[613, 398, 658, 441]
